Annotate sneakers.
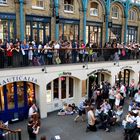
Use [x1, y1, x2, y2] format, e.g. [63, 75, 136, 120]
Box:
[105, 128, 110, 132]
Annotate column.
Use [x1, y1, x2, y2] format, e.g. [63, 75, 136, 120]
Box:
[82, 0, 88, 44]
[105, 0, 110, 43]
[19, 0, 24, 41]
[54, 0, 59, 41]
[124, 0, 130, 44]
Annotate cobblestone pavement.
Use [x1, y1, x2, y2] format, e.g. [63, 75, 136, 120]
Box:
[9, 110, 126, 140]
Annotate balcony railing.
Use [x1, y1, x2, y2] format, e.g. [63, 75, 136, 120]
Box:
[0, 126, 21, 140]
[64, 4, 74, 13]
[0, 47, 139, 69]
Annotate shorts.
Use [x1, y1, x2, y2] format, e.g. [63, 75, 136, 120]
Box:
[78, 109, 86, 116]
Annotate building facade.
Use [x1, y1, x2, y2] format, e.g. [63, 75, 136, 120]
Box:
[0, 0, 139, 45]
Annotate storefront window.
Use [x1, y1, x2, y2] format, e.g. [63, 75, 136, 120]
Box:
[27, 82, 35, 106]
[61, 77, 66, 99]
[26, 22, 31, 41]
[10, 21, 14, 41]
[0, 87, 4, 111]
[82, 80, 87, 97]
[53, 78, 59, 99]
[127, 27, 137, 43]
[26, 21, 50, 44]
[6, 83, 15, 109]
[69, 77, 73, 98]
[17, 82, 24, 108]
[59, 23, 79, 41]
[86, 25, 101, 47]
[109, 27, 121, 43]
[46, 83, 52, 103]
[0, 20, 8, 42]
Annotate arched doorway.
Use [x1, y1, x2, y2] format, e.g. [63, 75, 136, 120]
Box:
[87, 69, 111, 99]
[0, 81, 38, 122]
[115, 69, 134, 86]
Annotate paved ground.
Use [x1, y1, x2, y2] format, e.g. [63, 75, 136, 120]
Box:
[9, 110, 125, 140]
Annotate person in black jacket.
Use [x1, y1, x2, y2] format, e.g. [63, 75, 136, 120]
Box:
[27, 119, 40, 140]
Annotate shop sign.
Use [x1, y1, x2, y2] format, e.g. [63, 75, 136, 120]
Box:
[121, 66, 133, 70]
[58, 72, 72, 76]
[0, 75, 37, 86]
[88, 69, 111, 76]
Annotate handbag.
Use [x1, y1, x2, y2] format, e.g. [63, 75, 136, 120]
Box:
[125, 122, 136, 130]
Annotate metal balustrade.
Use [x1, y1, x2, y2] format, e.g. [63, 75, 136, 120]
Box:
[0, 48, 139, 69]
[0, 126, 21, 140]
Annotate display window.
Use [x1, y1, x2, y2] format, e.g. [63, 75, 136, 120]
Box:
[47, 77, 74, 102]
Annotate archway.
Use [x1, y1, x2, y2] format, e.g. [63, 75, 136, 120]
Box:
[0, 81, 39, 122]
[87, 69, 111, 99]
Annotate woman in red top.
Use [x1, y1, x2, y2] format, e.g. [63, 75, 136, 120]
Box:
[6, 42, 13, 66]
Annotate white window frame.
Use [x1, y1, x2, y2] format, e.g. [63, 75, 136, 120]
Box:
[129, 10, 136, 21]
[90, 8, 98, 16]
[32, 0, 44, 10]
[64, 4, 74, 13]
[0, 0, 7, 5]
[112, 6, 119, 19]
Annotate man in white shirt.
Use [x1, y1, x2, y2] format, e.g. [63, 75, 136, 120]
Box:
[28, 103, 38, 118]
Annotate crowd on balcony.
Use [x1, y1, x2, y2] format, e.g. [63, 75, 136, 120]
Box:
[0, 38, 140, 68]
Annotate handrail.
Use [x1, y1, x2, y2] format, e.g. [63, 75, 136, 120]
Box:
[64, 4, 74, 12]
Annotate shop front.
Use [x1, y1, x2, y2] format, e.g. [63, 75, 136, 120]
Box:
[0, 13, 16, 42]
[26, 15, 51, 44]
[59, 18, 79, 41]
[86, 22, 102, 47]
[87, 69, 111, 99]
[0, 76, 38, 122]
[127, 26, 138, 43]
[109, 24, 122, 43]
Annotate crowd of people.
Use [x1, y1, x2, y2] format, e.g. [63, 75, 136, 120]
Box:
[60, 79, 140, 140]
[0, 39, 140, 68]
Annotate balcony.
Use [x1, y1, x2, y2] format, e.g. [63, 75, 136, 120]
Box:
[0, 47, 139, 69]
[0, 0, 7, 5]
[64, 4, 74, 13]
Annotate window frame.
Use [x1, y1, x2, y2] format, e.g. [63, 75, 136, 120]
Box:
[129, 10, 136, 21]
[64, 0, 74, 13]
[0, 0, 7, 5]
[112, 6, 119, 19]
[90, 2, 98, 17]
[32, 0, 44, 10]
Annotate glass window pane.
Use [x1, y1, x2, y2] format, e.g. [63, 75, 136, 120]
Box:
[82, 80, 87, 97]
[39, 29, 43, 43]
[74, 25, 78, 41]
[10, 21, 14, 41]
[46, 82, 52, 103]
[59, 24, 63, 40]
[53, 78, 59, 99]
[17, 82, 24, 108]
[6, 83, 15, 109]
[69, 77, 73, 98]
[0, 20, 8, 42]
[45, 23, 50, 42]
[27, 82, 35, 106]
[61, 77, 66, 99]
[86, 26, 89, 44]
[26, 22, 31, 41]
[0, 87, 4, 111]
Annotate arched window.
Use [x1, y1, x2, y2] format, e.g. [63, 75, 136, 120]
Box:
[112, 6, 119, 19]
[64, 0, 74, 13]
[129, 10, 136, 21]
[90, 2, 98, 16]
